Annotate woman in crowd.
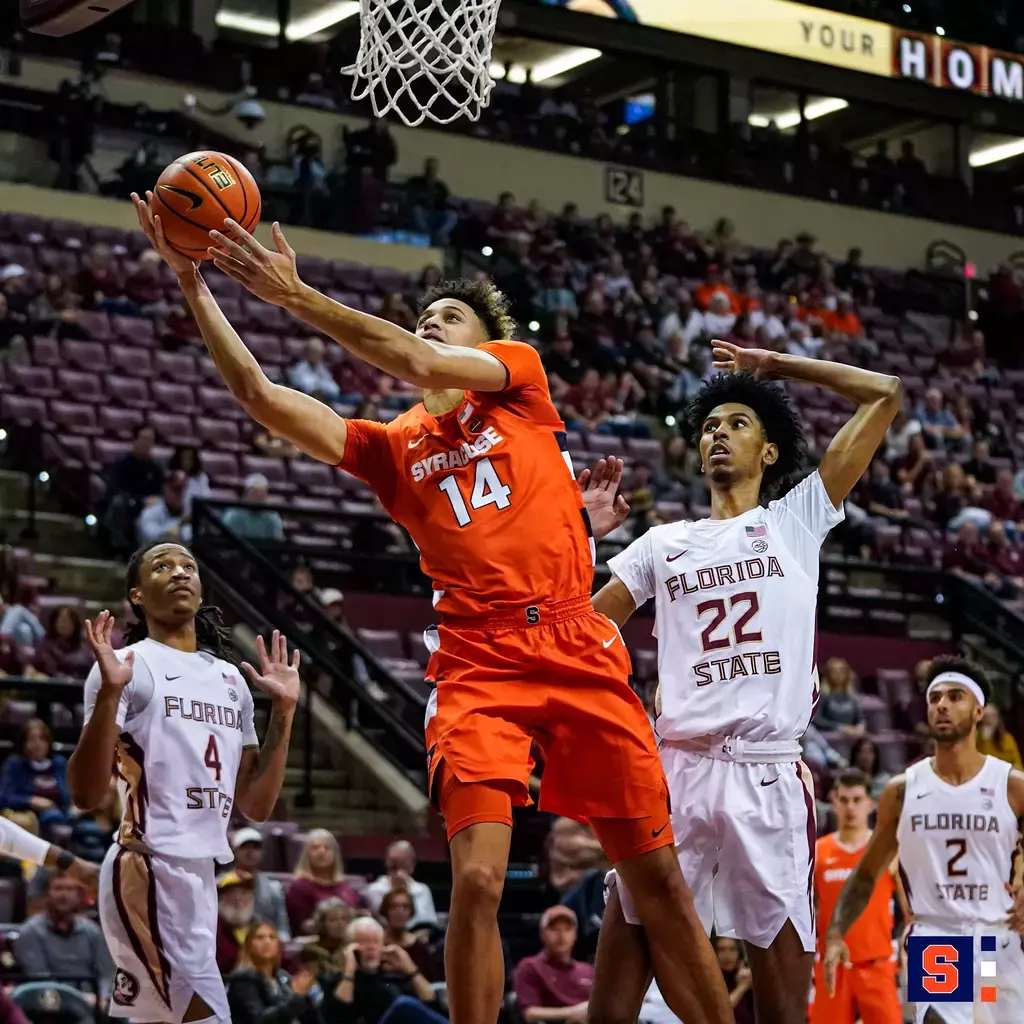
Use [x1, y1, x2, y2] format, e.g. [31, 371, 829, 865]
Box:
[848, 736, 891, 801]
[286, 830, 367, 935]
[0, 583, 44, 649]
[304, 898, 356, 972]
[715, 937, 755, 1024]
[33, 605, 93, 679]
[815, 658, 865, 736]
[896, 432, 932, 496]
[379, 887, 437, 981]
[227, 922, 322, 1024]
[0, 719, 70, 835]
[168, 445, 211, 516]
[977, 704, 1023, 768]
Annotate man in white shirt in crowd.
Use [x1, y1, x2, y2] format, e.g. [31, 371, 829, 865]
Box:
[702, 292, 736, 340]
[364, 840, 438, 926]
[288, 336, 341, 402]
[136, 470, 191, 546]
[228, 827, 291, 940]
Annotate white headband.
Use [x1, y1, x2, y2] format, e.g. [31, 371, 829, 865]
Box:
[926, 671, 986, 708]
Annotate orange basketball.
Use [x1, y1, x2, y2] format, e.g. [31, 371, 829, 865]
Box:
[150, 151, 261, 260]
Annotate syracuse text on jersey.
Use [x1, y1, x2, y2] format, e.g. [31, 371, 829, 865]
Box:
[409, 426, 505, 481]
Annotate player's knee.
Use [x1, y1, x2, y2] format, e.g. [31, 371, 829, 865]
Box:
[620, 848, 694, 915]
[451, 858, 504, 910]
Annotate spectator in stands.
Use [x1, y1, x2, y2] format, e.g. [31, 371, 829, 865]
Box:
[788, 230, 821, 279]
[77, 243, 133, 314]
[855, 459, 908, 522]
[322, 916, 441, 1024]
[816, 658, 864, 736]
[343, 119, 397, 183]
[714, 937, 754, 1024]
[378, 293, 416, 334]
[963, 439, 997, 486]
[535, 267, 578, 318]
[0, 582, 44, 649]
[408, 158, 458, 246]
[886, 406, 923, 461]
[168, 445, 210, 516]
[897, 139, 927, 180]
[829, 293, 863, 342]
[916, 388, 967, 451]
[932, 463, 974, 530]
[290, 337, 341, 403]
[231, 827, 291, 941]
[227, 922, 321, 1024]
[137, 469, 191, 546]
[365, 841, 438, 926]
[561, 368, 611, 434]
[834, 247, 871, 301]
[703, 292, 736, 340]
[217, 871, 256, 976]
[222, 474, 285, 541]
[513, 906, 593, 1024]
[379, 888, 437, 980]
[14, 871, 112, 1001]
[943, 520, 989, 582]
[985, 468, 1022, 522]
[28, 273, 73, 335]
[543, 331, 584, 396]
[977, 705, 1023, 768]
[546, 818, 605, 894]
[0, 719, 70, 835]
[125, 250, 169, 316]
[848, 736, 890, 801]
[488, 191, 522, 248]
[34, 604, 93, 679]
[103, 424, 164, 552]
[70, 779, 119, 864]
[304, 898, 356, 973]
[801, 722, 848, 773]
[984, 521, 1024, 583]
[287, 830, 367, 936]
[896, 433, 932, 495]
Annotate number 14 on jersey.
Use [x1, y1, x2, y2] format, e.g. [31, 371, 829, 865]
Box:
[438, 457, 512, 526]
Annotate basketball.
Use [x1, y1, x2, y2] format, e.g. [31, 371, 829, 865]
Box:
[150, 151, 261, 260]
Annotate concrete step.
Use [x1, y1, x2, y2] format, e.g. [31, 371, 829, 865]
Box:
[32, 552, 123, 601]
[0, 508, 98, 558]
[284, 801, 406, 833]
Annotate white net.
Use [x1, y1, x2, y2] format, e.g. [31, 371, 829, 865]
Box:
[342, 0, 501, 127]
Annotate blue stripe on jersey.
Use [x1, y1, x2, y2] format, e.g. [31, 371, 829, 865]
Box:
[554, 430, 569, 451]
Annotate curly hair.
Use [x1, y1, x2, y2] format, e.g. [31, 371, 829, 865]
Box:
[418, 278, 517, 341]
[123, 542, 234, 662]
[922, 654, 990, 704]
[684, 371, 808, 500]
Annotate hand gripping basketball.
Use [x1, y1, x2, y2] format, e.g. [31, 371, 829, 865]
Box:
[132, 193, 197, 279]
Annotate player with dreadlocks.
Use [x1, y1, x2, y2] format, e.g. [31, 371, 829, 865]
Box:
[591, 340, 903, 1024]
[129, 195, 739, 1024]
[67, 541, 300, 1024]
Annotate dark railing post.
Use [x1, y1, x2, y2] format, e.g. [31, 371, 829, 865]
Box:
[295, 679, 314, 809]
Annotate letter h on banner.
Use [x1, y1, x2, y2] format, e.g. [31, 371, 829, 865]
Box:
[907, 935, 998, 1005]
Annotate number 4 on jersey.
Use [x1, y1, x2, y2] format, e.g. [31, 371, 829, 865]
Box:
[205, 734, 222, 782]
[438, 457, 512, 527]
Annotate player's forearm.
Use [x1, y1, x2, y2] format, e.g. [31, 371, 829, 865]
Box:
[768, 352, 902, 409]
[827, 864, 876, 938]
[236, 705, 295, 822]
[283, 282, 435, 384]
[177, 270, 271, 408]
[67, 689, 122, 810]
[0, 815, 51, 866]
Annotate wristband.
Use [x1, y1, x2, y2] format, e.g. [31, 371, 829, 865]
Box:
[340, 975, 355, 983]
[56, 850, 75, 871]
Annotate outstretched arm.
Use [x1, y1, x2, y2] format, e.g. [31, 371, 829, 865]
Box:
[208, 220, 508, 392]
[712, 341, 902, 508]
[132, 195, 349, 466]
[823, 776, 905, 993]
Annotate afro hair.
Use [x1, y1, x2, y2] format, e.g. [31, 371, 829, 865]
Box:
[683, 371, 808, 500]
[922, 655, 991, 704]
[418, 279, 517, 341]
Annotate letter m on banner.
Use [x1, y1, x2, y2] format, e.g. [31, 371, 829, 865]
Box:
[907, 935, 980, 1004]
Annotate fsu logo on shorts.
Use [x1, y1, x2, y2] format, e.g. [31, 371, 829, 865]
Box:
[112, 968, 140, 1006]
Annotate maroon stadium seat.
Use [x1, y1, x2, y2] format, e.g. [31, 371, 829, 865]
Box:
[288, 459, 341, 496]
[93, 438, 133, 466]
[62, 338, 108, 372]
[55, 433, 93, 467]
[244, 301, 289, 333]
[245, 333, 284, 365]
[356, 628, 405, 660]
[201, 451, 242, 488]
[241, 454, 294, 493]
[586, 434, 625, 457]
[153, 350, 199, 384]
[109, 343, 153, 378]
[200, 385, 247, 420]
[50, 401, 100, 435]
[195, 416, 245, 452]
[150, 411, 197, 446]
[111, 315, 157, 346]
[152, 381, 199, 415]
[56, 368, 103, 402]
[0, 699, 37, 725]
[75, 311, 112, 341]
[197, 356, 222, 383]
[98, 406, 145, 438]
[31, 335, 61, 367]
[8, 365, 59, 398]
[0, 393, 47, 424]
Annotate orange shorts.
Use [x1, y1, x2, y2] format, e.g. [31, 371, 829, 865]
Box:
[424, 596, 672, 863]
[810, 958, 901, 1024]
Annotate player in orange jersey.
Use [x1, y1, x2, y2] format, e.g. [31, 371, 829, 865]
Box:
[132, 196, 734, 1024]
[812, 770, 907, 1024]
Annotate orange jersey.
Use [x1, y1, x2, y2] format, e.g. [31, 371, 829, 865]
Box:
[815, 833, 895, 963]
[339, 341, 595, 620]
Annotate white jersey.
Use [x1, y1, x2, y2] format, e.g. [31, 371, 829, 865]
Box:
[84, 638, 258, 863]
[608, 470, 843, 744]
[897, 755, 1020, 928]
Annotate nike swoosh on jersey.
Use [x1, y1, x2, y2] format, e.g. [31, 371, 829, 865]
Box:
[760, 777, 778, 787]
[666, 550, 687, 561]
[408, 436, 428, 448]
[916, 791, 931, 799]
[158, 184, 204, 211]
[165, 674, 182, 681]
[602, 636, 617, 648]
[651, 822, 669, 838]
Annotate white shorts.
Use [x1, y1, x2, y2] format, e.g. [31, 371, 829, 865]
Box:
[608, 743, 817, 952]
[99, 845, 229, 1024]
[909, 922, 1024, 1024]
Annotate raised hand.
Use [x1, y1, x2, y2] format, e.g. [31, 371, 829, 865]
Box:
[578, 457, 630, 541]
[242, 631, 300, 711]
[131, 192, 198, 279]
[84, 611, 134, 691]
[711, 338, 779, 379]
[208, 220, 301, 308]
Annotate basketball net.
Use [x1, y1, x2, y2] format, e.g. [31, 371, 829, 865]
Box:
[341, 0, 501, 126]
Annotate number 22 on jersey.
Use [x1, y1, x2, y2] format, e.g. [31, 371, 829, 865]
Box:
[438, 457, 512, 527]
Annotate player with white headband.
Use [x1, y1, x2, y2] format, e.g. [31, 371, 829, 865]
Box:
[823, 655, 1024, 1023]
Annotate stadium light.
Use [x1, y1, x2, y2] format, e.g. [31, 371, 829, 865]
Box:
[902, 3, 911, 11]
[482, 246, 494, 256]
[0, 428, 6, 442]
[748, 97, 848, 131]
[968, 310, 979, 322]
[528, 320, 541, 332]
[85, 514, 97, 527]
[531, 48, 602, 83]
[936, 26, 945, 36]
[216, 2, 359, 41]
[969, 138, 1024, 167]
[665, 414, 677, 427]
[38, 471, 49, 483]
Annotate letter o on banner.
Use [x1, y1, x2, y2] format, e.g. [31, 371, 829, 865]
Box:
[947, 48, 977, 90]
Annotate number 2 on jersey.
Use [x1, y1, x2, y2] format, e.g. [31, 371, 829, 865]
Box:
[697, 592, 763, 652]
[438, 456, 512, 527]
[205, 734, 222, 782]
[945, 838, 968, 877]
